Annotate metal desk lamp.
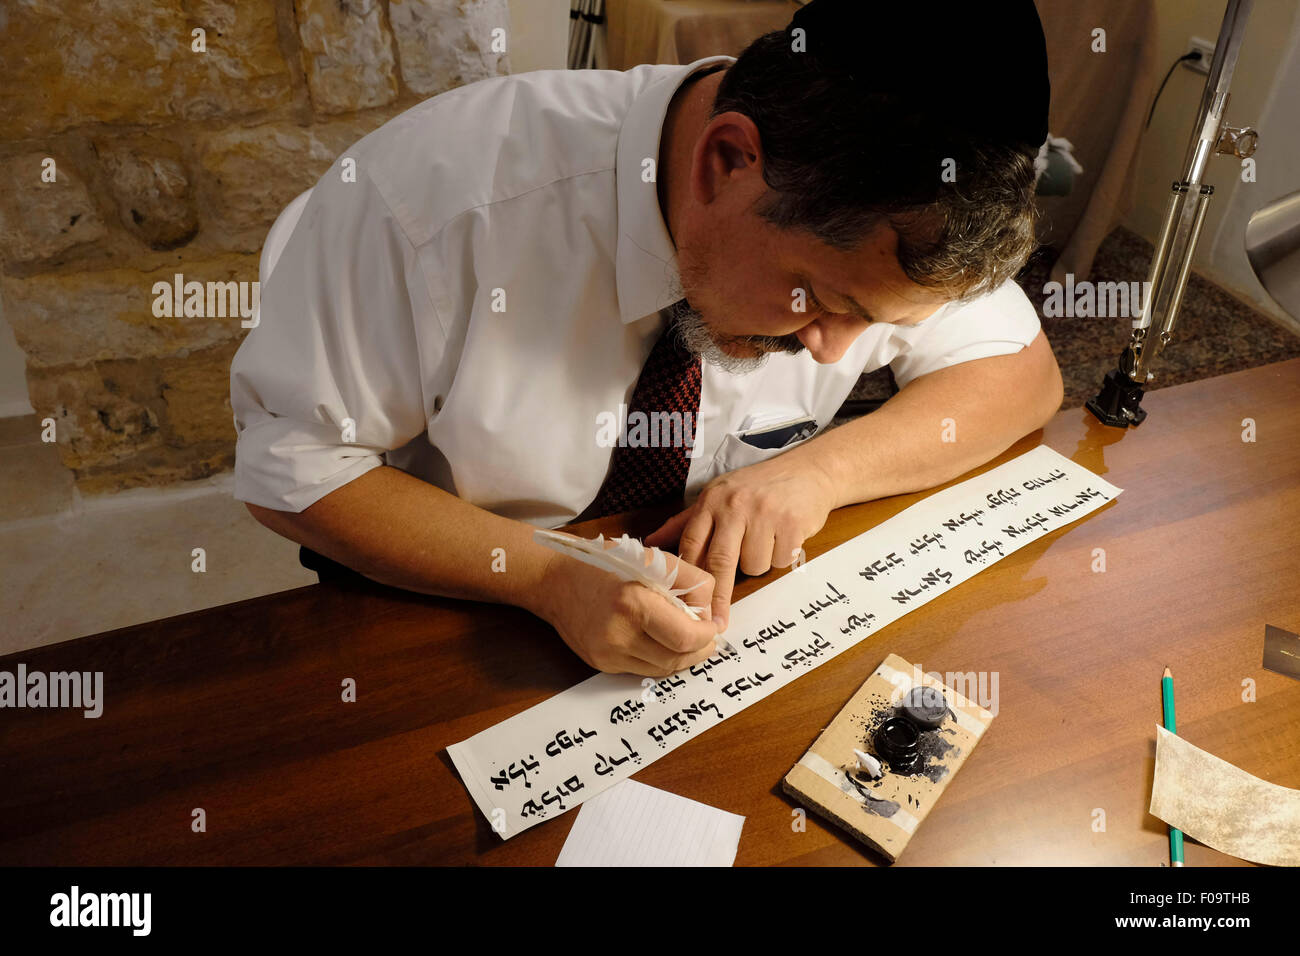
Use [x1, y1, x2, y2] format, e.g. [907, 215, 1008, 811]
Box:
[1088, 0, 1264, 427]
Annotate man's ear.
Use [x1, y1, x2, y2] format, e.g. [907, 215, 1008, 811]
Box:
[690, 111, 764, 206]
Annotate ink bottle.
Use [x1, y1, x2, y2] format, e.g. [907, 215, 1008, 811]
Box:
[873, 715, 920, 773]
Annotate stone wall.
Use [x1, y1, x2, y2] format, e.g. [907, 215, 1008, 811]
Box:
[0, 0, 511, 494]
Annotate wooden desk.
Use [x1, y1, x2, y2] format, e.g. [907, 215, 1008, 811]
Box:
[2, 359, 1298, 866]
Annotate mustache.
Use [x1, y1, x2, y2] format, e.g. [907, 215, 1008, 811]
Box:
[737, 331, 805, 354]
[667, 300, 805, 372]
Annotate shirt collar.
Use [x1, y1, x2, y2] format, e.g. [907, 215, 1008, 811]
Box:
[615, 55, 735, 325]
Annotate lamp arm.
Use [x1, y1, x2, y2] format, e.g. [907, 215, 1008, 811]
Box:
[1087, 0, 1258, 427]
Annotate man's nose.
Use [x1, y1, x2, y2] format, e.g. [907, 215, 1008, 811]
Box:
[796, 316, 866, 364]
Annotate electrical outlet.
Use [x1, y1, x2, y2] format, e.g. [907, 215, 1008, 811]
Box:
[1185, 36, 1215, 74]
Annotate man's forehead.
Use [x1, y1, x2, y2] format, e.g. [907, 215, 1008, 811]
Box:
[798, 227, 951, 320]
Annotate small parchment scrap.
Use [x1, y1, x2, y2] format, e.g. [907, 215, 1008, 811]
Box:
[1149, 725, 1300, 866]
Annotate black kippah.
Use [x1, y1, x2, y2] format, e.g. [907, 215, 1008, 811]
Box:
[787, 0, 1050, 151]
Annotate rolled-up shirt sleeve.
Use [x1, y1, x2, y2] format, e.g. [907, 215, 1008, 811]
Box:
[886, 279, 1042, 391]
[230, 169, 437, 513]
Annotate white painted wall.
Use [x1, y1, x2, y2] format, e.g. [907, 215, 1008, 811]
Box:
[507, 0, 571, 73]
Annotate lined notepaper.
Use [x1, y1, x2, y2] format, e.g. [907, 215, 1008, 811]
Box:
[555, 780, 744, 866]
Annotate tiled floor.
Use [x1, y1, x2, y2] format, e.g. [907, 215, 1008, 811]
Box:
[0, 414, 315, 656]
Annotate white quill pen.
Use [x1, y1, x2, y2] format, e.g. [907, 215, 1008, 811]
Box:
[533, 530, 736, 654]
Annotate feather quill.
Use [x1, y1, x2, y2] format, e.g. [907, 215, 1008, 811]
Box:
[533, 529, 735, 653]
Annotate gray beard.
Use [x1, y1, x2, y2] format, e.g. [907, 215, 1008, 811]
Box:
[667, 299, 805, 374]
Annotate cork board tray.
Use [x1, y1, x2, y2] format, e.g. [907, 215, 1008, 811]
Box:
[782, 653, 995, 863]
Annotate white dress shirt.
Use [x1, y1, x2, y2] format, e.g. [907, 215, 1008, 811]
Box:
[230, 56, 1042, 527]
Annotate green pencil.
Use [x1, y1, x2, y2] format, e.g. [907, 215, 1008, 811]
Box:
[1162, 666, 1184, 867]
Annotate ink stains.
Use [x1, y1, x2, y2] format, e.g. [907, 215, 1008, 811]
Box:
[861, 793, 901, 818]
[844, 769, 901, 817]
[863, 692, 899, 726]
[852, 690, 961, 783]
[913, 727, 958, 783]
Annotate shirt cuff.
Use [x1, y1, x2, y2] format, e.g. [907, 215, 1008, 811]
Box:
[233, 416, 386, 514]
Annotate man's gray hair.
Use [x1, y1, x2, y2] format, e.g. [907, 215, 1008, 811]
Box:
[714, 32, 1042, 301]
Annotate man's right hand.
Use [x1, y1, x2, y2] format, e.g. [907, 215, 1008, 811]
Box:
[536, 549, 721, 677]
[244, 466, 722, 677]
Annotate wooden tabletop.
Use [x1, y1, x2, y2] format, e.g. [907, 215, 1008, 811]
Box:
[2, 358, 1298, 866]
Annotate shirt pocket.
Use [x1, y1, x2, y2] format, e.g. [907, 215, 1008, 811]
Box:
[712, 425, 818, 474]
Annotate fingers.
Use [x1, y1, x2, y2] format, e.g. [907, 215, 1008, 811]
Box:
[606, 563, 719, 676]
[702, 515, 745, 631]
[637, 585, 719, 656]
[644, 508, 690, 549]
[621, 634, 719, 677]
[739, 523, 775, 577]
[772, 531, 805, 569]
[676, 508, 715, 567]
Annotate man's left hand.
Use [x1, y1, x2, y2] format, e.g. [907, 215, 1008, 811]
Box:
[644, 451, 837, 632]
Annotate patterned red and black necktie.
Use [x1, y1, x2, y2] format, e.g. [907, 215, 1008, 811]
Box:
[584, 307, 702, 519]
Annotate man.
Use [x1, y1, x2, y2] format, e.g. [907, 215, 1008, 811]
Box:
[231, 0, 1062, 677]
